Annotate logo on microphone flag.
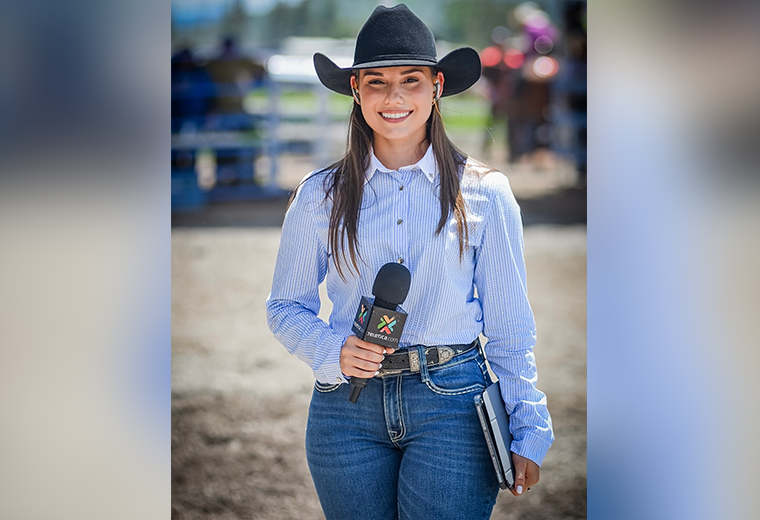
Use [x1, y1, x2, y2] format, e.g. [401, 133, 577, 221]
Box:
[352, 296, 406, 348]
[378, 315, 397, 335]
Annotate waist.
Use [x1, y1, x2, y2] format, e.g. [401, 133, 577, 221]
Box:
[375, 339, 480, 377]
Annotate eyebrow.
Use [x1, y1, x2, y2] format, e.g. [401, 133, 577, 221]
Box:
[362, 68, 426, 77]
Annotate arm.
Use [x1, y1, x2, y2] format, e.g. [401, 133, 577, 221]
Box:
[265, 177, 347, 384]
[473, 174, 554, 467]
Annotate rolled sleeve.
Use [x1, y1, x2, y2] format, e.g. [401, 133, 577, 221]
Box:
[473, 174, 554, 466]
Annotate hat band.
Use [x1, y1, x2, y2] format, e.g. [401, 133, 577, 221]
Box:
[353, 54, 438, 68]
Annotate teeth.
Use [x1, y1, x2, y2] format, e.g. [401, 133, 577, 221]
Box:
[381, 112, 410, 119]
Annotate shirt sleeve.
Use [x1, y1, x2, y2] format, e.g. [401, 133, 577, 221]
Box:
[473, 173, 554, 466]
[265, 176, 348, 385]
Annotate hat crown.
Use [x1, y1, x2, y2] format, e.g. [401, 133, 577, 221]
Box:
[353, 4, 437, 66]
[312, 4, 480, 98]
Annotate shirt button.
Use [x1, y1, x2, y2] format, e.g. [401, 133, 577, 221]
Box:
[399, 185, 404, 191]
[397, 219, 403, 225]
[397, 257, 404, 264]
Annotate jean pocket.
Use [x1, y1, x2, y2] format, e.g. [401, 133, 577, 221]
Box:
[314, 380, 342, 393]
[424, 358, 487, 396]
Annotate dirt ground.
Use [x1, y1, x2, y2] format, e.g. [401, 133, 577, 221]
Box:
[171, 160, 587, 520]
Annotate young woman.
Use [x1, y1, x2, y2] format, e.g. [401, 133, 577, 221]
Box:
[266, 5, 553, 519]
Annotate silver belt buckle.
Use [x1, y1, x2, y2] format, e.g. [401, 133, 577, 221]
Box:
[436, 346, 455, 365]
[375, 345, 458, 378]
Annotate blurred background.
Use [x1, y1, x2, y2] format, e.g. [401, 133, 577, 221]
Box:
[171, 1, 587, 519]
[170, 0, 587, 213]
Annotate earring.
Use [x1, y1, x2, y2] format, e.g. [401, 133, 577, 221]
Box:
[433, 82, 440, 102]
[352, 86, 361, 105]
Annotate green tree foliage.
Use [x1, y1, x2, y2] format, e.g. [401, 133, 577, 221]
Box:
[442, 0, 514, 48]
[260, 0, 355, 45]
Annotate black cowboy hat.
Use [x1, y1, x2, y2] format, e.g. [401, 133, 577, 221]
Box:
[313, 4, 481, 98]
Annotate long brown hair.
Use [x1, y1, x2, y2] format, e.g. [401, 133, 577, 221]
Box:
[294, 72, 470, 279]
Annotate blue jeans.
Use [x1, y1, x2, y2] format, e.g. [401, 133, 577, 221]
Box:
[305, 346, 500, 520]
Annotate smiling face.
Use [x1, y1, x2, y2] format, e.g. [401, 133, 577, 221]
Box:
[352, 66, 444, 150]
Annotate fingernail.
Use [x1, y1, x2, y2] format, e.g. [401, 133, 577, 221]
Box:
[374, 371, 380, 375]
[516, 486, 523, 494]
[378, 363, 383, 369]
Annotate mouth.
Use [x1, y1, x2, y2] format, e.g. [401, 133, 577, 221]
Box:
[380, 111, 411, 122]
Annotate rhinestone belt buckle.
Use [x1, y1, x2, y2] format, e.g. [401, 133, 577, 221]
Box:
[375, 346, 458, 377]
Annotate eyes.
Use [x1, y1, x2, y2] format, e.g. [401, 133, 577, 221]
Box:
[365, 76, 422, 87]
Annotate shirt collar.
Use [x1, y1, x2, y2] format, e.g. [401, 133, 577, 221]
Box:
[366, 144, 438, 184]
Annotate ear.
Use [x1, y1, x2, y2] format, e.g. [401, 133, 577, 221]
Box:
[350, 74, 361, 105]
[434, 71, 445, 101]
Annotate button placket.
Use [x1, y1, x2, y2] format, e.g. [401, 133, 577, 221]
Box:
[396, 171, 410, 268]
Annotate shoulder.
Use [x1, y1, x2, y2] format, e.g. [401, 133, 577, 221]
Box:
[290, 167, 334, 207]
[460, 157, 515, 201]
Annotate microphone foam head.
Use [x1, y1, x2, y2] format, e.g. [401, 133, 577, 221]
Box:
[372, 262, 411, 305]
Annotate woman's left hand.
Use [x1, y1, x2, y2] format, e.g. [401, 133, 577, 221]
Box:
[509, 452, 540, 497]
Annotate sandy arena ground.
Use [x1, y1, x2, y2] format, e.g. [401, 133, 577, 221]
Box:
[171, 159, 586, 519]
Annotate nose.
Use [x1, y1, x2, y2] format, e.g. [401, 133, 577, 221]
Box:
[384, 83, 403, 105]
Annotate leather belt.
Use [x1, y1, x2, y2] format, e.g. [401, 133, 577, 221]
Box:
[376, 339, 479, 377]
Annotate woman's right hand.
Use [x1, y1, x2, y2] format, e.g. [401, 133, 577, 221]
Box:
[340, 335, 395, 378]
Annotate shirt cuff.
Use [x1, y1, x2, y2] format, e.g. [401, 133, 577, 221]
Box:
[510, 432, 554, 467]
[313, 334, 349, 385]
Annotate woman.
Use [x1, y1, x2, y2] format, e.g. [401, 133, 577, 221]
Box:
[266, 5, 553, 519]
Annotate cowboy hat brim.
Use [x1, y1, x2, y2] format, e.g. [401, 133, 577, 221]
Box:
[313, 47, 481, 98]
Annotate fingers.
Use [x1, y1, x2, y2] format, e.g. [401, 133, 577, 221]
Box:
[509, 452, 540, 497]
[509, 455, 527, 497]
[346, 337, 386, 365]
[340, 336, 394, 378]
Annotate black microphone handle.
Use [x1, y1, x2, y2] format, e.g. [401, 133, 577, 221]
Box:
[348, 377, 368, 403]
[348, 299, 399, 403]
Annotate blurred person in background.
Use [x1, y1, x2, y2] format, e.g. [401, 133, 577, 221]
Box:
[266, 4, 553, 520]
[482, 2, 560, 167]
[204, 36, 266, 132]
[480, 27, 519, 161]
[559, 0, 587, 183]
[509, 2, 559, 166]
[171, 47, 215, 181]
[170, 47, 215, 134]
[204, 36, 267, 185]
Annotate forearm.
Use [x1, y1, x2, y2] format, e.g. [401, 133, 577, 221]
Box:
[486, 341, 554, 466]
[266, 298, 348, 383]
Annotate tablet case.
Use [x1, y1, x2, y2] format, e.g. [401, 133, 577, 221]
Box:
[474, 382, 515, 490]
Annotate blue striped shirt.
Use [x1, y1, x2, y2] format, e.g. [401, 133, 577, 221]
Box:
[266, 145, 554, 465]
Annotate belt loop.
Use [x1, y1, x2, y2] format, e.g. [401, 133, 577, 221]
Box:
[474, 337, 497, 385]
[474, 337, 485, 359]
[414, 344, 430, 383]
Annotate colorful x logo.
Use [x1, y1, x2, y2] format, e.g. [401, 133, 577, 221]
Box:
[358, 305, 368, 324]
[378, 315, 397, 335]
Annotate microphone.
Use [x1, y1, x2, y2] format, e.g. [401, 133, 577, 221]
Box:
[348, 262, 411, 403]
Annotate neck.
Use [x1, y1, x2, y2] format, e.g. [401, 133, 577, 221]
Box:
[372, 135, 429, 171]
